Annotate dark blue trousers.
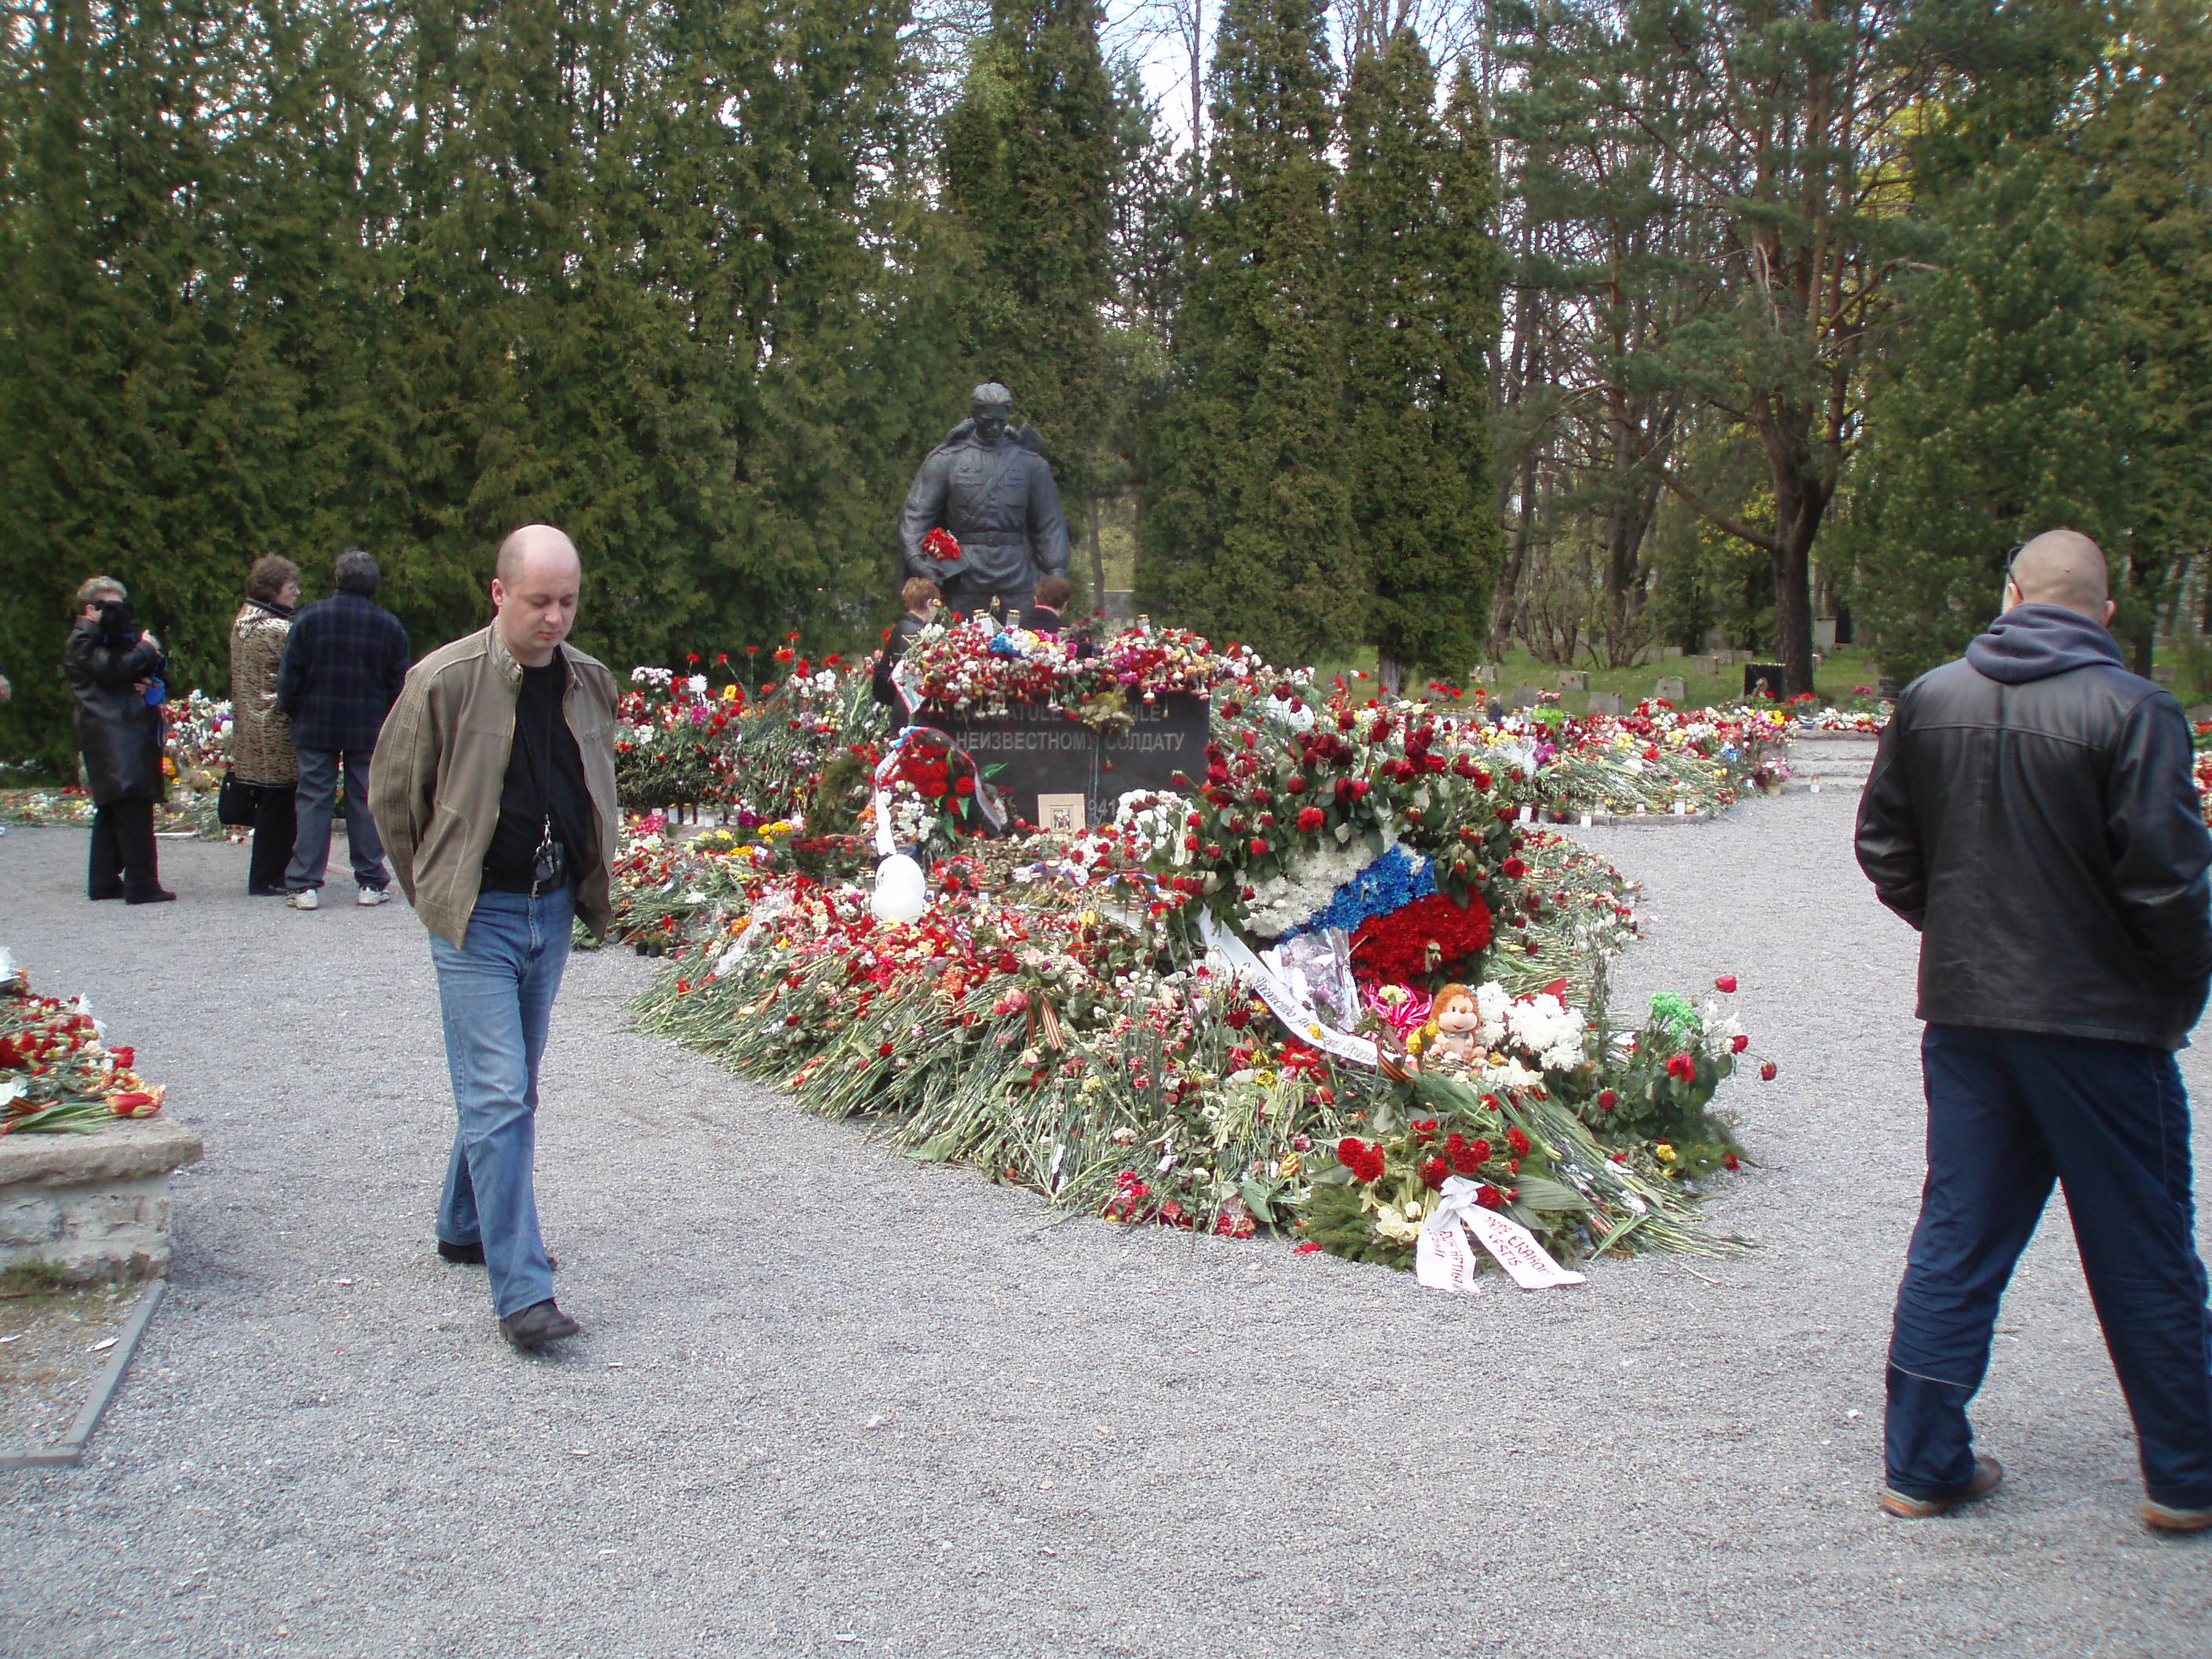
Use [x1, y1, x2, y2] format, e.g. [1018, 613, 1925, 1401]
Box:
[1888, 1024, 2212, 1506]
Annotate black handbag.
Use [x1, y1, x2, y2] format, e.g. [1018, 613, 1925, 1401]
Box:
[216, 768, 258, 828]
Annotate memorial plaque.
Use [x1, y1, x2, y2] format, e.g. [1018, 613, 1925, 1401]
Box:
[1096, 693, 1210, 815]
[924, 699, 1096, 830]
[925, 692, 1210, 828]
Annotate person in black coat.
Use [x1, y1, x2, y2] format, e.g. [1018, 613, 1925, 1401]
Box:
[63, 575, 174, 903]
[1855, 527, 2212, 1532]
[873, 577, 942, 721]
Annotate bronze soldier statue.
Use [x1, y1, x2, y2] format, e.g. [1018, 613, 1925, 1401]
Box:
[898, 382, 1069, 623]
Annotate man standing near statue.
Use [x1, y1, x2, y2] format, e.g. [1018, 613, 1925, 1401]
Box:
[899, 382, 1069, 623]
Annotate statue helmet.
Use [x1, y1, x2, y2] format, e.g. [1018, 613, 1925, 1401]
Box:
[970, 382, 1013, 410]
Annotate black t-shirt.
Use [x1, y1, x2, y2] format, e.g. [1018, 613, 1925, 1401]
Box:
[482, 657, 595, 893]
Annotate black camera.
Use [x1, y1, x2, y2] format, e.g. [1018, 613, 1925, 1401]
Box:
[95, 597, 141, 650]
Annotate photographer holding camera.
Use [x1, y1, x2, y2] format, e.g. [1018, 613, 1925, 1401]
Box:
[62, 575, 175, 904]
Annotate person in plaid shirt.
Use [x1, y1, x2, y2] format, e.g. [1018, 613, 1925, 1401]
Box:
[276, 548, 411, 908]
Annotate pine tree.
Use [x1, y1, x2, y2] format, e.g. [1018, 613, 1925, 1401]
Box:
[1136, 0, 1357, 668]
[942, 0, 1119, 512]
[1340, 42, 1501, 692]
[1850, 144, 2137, 679]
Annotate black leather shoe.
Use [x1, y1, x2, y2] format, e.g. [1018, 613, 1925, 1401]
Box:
[438, 1239, 556, 1269]
[90, 888, 125, 901]
[126, 889, 178, 905]
[500, 1300, 580, 1349]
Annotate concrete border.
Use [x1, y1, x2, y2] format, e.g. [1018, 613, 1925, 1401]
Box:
[0, 1277, 165, 1470]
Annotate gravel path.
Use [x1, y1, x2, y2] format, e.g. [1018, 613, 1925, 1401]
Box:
[1, 797, 2206, 1659]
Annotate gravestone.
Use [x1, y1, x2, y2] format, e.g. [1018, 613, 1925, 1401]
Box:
[1654, 676, 1687, 703]
[927, 692, 1210, 832]
[1469, 664, 1500, 685]
[1745, 662, 1787, 700]
[1815, 616, 1839, 650]
[1558, 670, 1588, 691]
[1586, 691, 1624, 717]
[1507, 683, 1544, 711]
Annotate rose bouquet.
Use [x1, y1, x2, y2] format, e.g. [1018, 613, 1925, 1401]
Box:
[0, 959, 165, 1133]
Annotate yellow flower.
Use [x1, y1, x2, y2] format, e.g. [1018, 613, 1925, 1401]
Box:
[1655, 1142, 1678, 1162]
[1277, 1152, 1302, 1178]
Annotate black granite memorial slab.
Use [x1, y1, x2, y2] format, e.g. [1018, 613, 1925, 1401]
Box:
[923, 691, 1210, 832]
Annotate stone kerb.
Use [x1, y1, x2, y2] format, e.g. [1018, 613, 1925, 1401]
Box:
[0, 1115, 203, 1283]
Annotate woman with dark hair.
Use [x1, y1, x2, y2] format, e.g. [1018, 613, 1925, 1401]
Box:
[63, 574, 172, 903]
[229, 555, 302, 895]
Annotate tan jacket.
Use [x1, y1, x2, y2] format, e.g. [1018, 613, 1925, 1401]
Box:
[227, 600, 296, 786]
[369, 625, 619, 948]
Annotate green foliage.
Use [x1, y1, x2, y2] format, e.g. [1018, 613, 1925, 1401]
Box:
[1851, 2, 2212, 685]
[1850, 146, 2133, 679]
[1339, 43, 1503, 687]
[0, 0, 955, 768]
[943, 0, 1119, 505]
[1135, 0, 1358, 666]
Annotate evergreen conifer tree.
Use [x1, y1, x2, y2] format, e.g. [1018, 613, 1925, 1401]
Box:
[1136, 0, 1357, 667]
[943, 0, 1119, 515]
[1340, 42, 1501, 692]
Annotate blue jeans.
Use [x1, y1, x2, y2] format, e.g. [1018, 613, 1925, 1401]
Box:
[430, 887, 573, 1318]
[1888, 1024, 2212, 1506]
[287, 745, 387, 892]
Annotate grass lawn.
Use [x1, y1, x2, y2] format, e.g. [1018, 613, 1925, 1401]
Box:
[1304, 645, 1891, 712]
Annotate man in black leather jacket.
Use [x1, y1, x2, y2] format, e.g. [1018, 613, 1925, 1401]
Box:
[1855, 528, 2212, 1533]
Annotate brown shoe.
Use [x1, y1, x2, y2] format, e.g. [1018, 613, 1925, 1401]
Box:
[1879, 1456, 2004, 1518]
[2143, 1499, 2212, 1534]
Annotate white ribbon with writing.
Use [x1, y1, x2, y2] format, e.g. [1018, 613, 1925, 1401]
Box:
[1197, 910, 1377, 1067]
[1416, 1176, 1588, 1294]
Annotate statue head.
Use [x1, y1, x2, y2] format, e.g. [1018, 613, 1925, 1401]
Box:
[970, 382, 1013, 447]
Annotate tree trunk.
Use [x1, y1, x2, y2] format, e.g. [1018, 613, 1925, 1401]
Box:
[1087, 494, 1105, 613]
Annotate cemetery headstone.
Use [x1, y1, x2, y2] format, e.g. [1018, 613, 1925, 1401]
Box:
[1558, 670, 1588, 691]
[1507, 683, 1543, 710]
[1654, 675, 1687, 704]
[1469, 664, 1499, 685]
[1745, 662, 1787, 701]
[1586, 691, 1624, 716]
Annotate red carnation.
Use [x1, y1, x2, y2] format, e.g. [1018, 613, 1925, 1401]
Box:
[1760, 1061, 1778, 1082]
[1506, 1125, 1530, 1157]
[1420, 1157, 1448, 1191]
[1597, 1089, 1617, 1110]
[1500, 856, 1528, 880]
[1665, 1053, 1697, 1082]
[953, 775, 975, 796]
[1715, 974, 1738, 993]
[1284, 775, 1307, 794]
[1296, 806, 1325, 833]
[878, 1042, 895, 1057]
[1730, 1033, 1749, 1053]
[1337, 1136, 1368, 1165]
[1248, 837, 1269, 856]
